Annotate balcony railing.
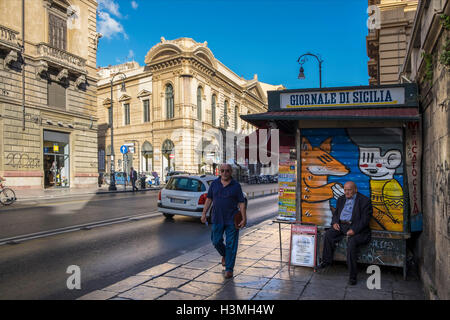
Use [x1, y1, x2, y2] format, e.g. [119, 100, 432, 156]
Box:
[36, 43, 86, 74]
[0, 25, 20, 50]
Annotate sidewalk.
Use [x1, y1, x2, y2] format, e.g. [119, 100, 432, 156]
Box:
[12, 183, 278, 202]
[79, 219, 426, 301]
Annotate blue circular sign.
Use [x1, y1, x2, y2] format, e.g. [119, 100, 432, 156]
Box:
[120, 145, 128, 154]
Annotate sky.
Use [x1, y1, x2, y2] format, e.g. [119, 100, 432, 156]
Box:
[97, 0, 370, 89]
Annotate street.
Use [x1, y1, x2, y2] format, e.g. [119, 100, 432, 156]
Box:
[0, 189, 278, 300]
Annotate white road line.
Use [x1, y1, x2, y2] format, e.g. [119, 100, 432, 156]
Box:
[0, 211, 160, 245]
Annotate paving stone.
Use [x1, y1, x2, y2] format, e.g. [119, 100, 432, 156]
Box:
[183, 260, 220, 270]
[253, 290, 300, 300]
[393, 293, 426, 300]
[264, 253, 289, 263]
[164, 267, 207, 280]
[299, 283, 346, 300]
[234, 257, 258, 267]
[344, 287, 393, 300]
[241, 267, 279, 278]
[118, 286, 166, 300]
[309, 274, 348, 288]
[143, 276, 190, 290]
[195, 271, 233, 284]
[198, 252, 223, 263]
[209, 264, 226, 273]
[252, 260, 285, 270]
[208, 283, 260, 300]
[77, 290, 118, 300]
[261, 278, 307, 295]
[136, 263, 179, 278]
[392, 280, 424, 296]
[178, 280, 223, 296]
[232, 274, 271, 289]
[168, 252, 205, 265]
[103, 275, 152, 293]
[158, 290, 206, 300]
[274, 266, 314, 282]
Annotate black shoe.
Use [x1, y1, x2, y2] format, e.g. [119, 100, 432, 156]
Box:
[348, 278, 357, 285]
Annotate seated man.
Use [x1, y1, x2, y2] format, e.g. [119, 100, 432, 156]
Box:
[317, 181, 373, 285]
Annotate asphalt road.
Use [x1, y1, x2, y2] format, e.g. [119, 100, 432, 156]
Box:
[0, 193, 278, 300]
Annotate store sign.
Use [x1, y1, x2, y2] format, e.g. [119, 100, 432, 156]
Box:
[405, 122, 422, 232]
[280, 87, 405, 109]
[278, 146, 297, 221]
[53, 144, 59, 152]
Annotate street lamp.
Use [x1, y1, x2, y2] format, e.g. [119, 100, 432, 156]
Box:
[297, 53, 323, 88]
[109, 71, 126, 191]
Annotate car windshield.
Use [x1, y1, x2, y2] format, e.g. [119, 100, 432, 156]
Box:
[166, 177, 206, 192]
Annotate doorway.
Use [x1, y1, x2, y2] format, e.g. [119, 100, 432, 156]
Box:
[44, 130, 70, 188]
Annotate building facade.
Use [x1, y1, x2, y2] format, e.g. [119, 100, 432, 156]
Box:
[0, 0, 99, 189]
[368, 0, 449, 299]
[97, 37, 283, 180]
[367, 0, 418, 85]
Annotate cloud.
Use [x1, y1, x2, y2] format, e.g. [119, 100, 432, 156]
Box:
[98, 0, 121, 17]
[97, 11, 128, 40]
[127, 49, 135, 60]
[131, 1, 138, 9]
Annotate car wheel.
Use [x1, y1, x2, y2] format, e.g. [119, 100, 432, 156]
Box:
[163, 213, 174, 219]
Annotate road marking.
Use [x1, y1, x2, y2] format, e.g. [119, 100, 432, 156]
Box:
[0, 211, 160, 246]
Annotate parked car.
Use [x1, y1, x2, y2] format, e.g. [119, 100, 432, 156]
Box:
[157, 175, 248, 220]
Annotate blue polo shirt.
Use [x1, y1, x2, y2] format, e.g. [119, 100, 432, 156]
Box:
[207, 177, 245, 225]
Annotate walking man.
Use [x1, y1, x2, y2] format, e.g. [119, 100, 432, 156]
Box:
[201, 163, 246, 279]
[317, 181, 373, 285]
[130, 167, 138, 191]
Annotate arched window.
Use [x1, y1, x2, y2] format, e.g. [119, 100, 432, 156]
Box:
[165, 84, 174, 119]
[211, 94, 216, 126]
[142, 141, 154, 172]
[197, 87, 202, 121]
[223, 100, 228, 129]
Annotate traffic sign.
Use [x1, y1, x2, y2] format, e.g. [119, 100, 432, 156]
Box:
[120, 145, 128, 154]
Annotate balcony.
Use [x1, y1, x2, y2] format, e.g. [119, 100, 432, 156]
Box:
[0, 25, 20, 51]
[36, 43, 86, 74]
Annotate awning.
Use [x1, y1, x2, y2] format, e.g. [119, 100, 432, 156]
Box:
[241, 107, 420, 131]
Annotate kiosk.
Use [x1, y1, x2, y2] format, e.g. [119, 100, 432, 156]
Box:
[241, 83, 421, 279]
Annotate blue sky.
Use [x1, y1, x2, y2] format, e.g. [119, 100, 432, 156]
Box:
[97, 0, 370, 89]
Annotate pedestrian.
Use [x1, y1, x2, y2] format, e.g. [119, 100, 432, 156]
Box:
[130, 167, 138, 191]
[316, 181, 373, 285]
[201, 163, 247, 279]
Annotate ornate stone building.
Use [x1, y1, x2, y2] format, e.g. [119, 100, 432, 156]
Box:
[367, 0, 449, 300]
[367, 0, 418, 84]
[0, 0, 99, 189]
[97, 37, 283, 179]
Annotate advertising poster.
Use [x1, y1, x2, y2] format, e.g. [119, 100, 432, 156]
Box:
[289, 224, 317, 268]
[278, 147, 297, 221]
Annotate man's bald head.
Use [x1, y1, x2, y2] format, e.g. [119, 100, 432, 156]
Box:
[344, 181, 357, 199]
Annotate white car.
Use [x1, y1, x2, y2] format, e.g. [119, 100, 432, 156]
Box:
[157, 174, 247, 220]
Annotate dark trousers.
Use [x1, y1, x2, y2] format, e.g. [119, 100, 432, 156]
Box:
[131, 179, 138, 191]
[211, 224, 239, 272]
[322, 224, 371, 280]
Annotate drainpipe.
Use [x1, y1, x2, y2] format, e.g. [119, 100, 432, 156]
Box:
[21, 0, 25, 131]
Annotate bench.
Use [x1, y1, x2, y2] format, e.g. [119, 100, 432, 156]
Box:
[317, 229, 411, 280]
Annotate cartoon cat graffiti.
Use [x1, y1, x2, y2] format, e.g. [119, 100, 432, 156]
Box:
[301, 137, 349, 226]
[348, 128, 404, 232]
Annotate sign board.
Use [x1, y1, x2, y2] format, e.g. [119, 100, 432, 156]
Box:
[128, 146, 135, 154]
[277, 146, 296, 221]
[280, 87, 405, 109]
[120, 145, 128, 154]
[169, 154, 175, 159]
[289, 224, 317, 268]
[53, 144, 59, 152]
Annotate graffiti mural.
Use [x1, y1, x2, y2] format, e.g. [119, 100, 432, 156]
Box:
[300, 136, 348, 226]
[300, 128, 405, 232]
